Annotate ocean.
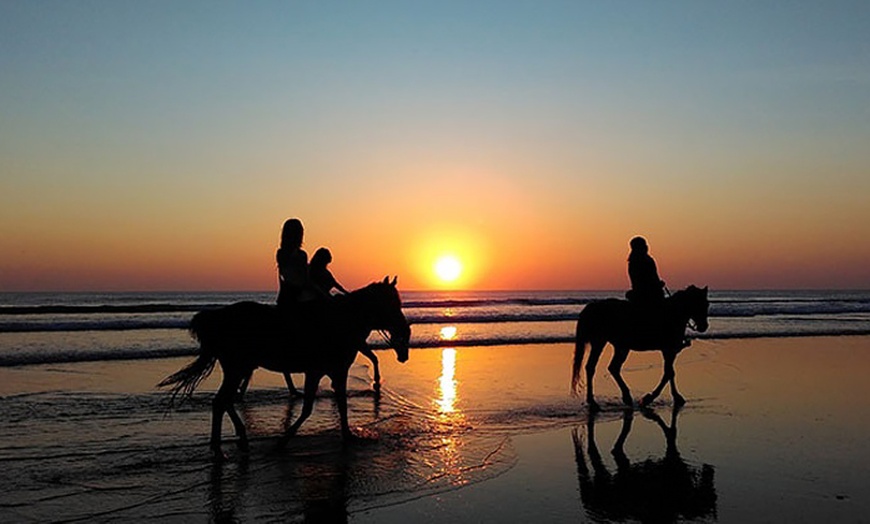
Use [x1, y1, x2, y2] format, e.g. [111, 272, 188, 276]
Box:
[3, 290, 870, 521]
[2, 289, 870, 367]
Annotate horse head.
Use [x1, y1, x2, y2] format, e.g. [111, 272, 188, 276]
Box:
[683, 285, 710, 333]
[364, 276, 411, 362]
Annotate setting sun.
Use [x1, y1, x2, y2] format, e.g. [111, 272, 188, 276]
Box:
[434, 255, 463, 283]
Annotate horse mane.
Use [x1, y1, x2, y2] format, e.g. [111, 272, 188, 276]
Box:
[345, 280, 400, 303]
[669, 285, 702, 301]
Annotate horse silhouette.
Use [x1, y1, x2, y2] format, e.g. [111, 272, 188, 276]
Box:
[573, 407, 717, 523]
[572, 285, 709, 411]
[159, 277, 411, 457]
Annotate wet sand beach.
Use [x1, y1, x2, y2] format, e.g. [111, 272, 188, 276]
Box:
[2, 337, 869, 522]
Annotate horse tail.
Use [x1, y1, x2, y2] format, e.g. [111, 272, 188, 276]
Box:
[571, 307, 590, 396]
[158, 309, 219, 408]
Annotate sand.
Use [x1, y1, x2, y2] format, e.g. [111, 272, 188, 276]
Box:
[1, 337, 869, 522]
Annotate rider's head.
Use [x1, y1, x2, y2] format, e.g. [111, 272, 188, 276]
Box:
[630, 236, 648, 253]
[311, 247, 332, 267]
[281, 218, 304, 250]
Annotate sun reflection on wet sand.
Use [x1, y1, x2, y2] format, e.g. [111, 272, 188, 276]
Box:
[433, 344, 469, 486]
[440, 326, 457, 341]
[436, 347, 457, 413]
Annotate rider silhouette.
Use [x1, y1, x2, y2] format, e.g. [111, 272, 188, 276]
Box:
[626, 236, 666, 306]
[276, 218, 324, 308]
[310, 247, 349, 296]
[271, 218, 323, 395]
[625, 236, 691, 348]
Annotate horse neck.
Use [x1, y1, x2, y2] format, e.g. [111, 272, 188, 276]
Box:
[341, 286, 382, 331]
[666, 291, 693, 325]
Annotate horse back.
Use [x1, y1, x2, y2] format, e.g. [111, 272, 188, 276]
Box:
[577, 297, 685, 350]
[190, 300, 363, 374]
[578, 298, 630, 324]
[190, 301, 279, 345]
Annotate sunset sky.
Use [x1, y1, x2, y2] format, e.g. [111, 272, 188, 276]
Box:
[2, 1, 868, 292]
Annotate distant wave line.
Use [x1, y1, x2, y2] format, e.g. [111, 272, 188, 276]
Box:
[0, 347, 197, 367]
[4, 309, 870, 333]
[4, 298, 870, 318]
[3, 330, 870, 367]
[0, 299, 596, 315]
[0, 304, 216, 315]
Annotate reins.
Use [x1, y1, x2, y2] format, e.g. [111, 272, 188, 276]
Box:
[377, 329, 391, 346]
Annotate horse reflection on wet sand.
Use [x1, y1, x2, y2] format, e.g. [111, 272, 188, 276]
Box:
[573, 408, 717, 523]
[572, 285, 709, 411]
[159, 278, 411, 457]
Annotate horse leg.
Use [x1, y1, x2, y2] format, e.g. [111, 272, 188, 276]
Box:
[278, 372, 320, 446]
[236, 371, 253, 401]
[212, 372, 247, 456]
[585, 340, 605, 412]
[611, 409, 633, 470]
[224, 381, 249, 452]
[331, 370, 355, 441]
[641, 350, 678, 407]
[641, 405, 678, 456]
[665, 351, 686, 407]
[283, 372, 301, 397]
[585, 410, 606, 476]
[607, 345, 633, 407]
[360, 346, 380, 390]
[669, 360, 685, 408]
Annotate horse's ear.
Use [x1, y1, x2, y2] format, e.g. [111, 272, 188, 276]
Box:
[391, 276, 398, 286]
[382, 276, 389, 284]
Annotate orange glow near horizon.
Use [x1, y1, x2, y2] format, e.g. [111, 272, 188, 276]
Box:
[3, 177, 870, 292]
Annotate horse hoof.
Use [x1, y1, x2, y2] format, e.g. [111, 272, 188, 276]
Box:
[674, 395, 686, 408]
[641, 394, 655, 407]
[588, 400, 601, 413]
